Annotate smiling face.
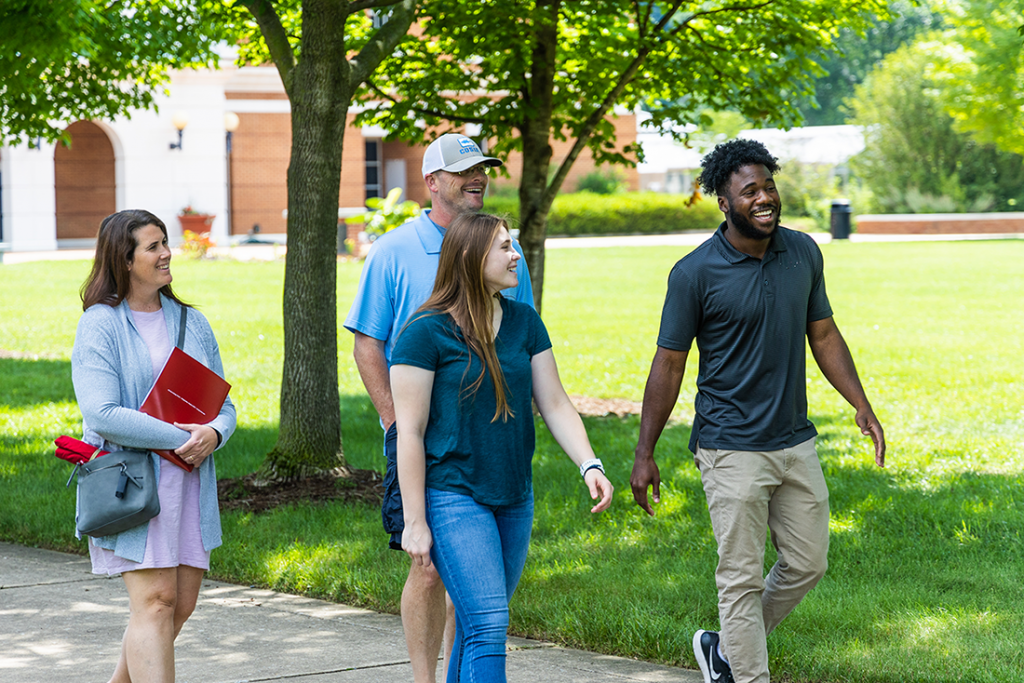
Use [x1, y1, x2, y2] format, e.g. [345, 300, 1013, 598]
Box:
[128, 223, 172, 298]
[481, 225, 520, 295]
[719, 164, 782, 241]
[426, 164, 490, 227]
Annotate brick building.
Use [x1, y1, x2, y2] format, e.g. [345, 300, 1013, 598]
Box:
[0, 65, 637, 252]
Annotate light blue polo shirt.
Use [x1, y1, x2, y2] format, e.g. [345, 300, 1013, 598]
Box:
[344, 210, 535, 364]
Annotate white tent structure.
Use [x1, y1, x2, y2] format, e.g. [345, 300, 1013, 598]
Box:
[636, 111, 866, 195]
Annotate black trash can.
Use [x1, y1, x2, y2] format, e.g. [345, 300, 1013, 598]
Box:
[830, 199, 852, 240]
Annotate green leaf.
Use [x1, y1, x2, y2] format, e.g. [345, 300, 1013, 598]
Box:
[0, 0, 234, 143]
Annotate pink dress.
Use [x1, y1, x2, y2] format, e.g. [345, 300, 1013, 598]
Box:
[89, 308, 211, 575]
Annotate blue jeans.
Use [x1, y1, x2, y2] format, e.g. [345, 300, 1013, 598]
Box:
[426, 488, 534, 683]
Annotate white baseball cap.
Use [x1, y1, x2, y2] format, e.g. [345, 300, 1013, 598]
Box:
[421, 134, 502, 177]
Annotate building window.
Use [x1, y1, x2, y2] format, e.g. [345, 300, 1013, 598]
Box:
[365, 139, 382, 200]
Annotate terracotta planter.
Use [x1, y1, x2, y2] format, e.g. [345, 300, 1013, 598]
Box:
[178, 214, 215, 232]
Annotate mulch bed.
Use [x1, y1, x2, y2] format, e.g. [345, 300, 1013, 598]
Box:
[217, 467, 384, 514]
[568, 395, 642, 418]
[216, 396, 641, 514]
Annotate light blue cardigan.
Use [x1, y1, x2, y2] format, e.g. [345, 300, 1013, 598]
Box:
[71, 295, 236, 562]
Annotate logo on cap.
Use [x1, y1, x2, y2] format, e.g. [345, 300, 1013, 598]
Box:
[458, 137, 480, 154]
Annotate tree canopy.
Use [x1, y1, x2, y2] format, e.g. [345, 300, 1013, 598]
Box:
[794, 0, 942, 126]
[358, 0, 889, 309]
[926, 0, 1024, 157]
[0, 0, 225, 144]
[848, 39, 1024, 213]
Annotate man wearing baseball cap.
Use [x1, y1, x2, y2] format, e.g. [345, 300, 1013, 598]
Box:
[344, 134, 533, 683]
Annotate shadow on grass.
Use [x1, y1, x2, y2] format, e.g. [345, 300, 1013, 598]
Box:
[217, 393, 386, 476]
[212, 395, 407, 612]
[788, 458, 1024, 682]
[522, 410, 1024, 678]
[6, 364, 1024, 678]
[0, 353, 386, 479]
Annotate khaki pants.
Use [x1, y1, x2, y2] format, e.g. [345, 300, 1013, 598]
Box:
[695, 437, 829, 683]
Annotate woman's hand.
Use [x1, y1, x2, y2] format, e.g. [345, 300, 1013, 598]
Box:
[173, 423, 218, 467]
[584, 470, 614, 513]
[402, 520, 434, 568]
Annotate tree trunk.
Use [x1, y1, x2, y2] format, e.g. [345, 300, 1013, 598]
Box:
[517, 1, 560, 313]
[516, 3, 655, 313]
[262, 0, 351, 479]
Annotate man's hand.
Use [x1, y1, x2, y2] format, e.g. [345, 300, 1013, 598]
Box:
[631, 347, 688, 518]
[630, 453, 661, 516]
[807, 318, 886, 468]
[856, 407, 886, 467]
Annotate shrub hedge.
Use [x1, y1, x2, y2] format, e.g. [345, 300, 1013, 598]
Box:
[484, 191, 722, 237]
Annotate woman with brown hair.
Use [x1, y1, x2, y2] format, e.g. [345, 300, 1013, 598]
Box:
[390, 212, 613, 682]
[72, 209, 235, 682]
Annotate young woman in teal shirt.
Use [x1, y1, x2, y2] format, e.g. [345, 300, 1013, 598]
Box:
[391, 213, 614, 682]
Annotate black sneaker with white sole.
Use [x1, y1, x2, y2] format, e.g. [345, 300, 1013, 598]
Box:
[693, 630, 734, 683]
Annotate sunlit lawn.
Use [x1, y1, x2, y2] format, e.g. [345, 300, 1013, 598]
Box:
[1, 239, 1023, 682]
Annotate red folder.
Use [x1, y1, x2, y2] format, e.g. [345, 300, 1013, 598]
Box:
[139, 347, 231, 471]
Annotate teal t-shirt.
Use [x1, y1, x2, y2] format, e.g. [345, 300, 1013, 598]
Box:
[390, 297, 552, 506]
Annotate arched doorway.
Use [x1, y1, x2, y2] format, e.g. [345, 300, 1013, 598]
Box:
[54, 121, 115, 240]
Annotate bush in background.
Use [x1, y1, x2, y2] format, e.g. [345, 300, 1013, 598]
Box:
[575, 169, 627, 194]
[773, 161, 842, 230]
[849, 39, 1024, 213]
[346, 187, 421, 239]
[485, 192, 722, 236]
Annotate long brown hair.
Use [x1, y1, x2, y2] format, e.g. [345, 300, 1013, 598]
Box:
[415, 212, 513, 422]
[80, 210, 189, 311]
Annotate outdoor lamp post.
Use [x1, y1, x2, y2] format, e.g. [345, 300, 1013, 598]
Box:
[224, 112, 240, 153]
[224, 112, 240, 237]
[169, 112, 188, 150]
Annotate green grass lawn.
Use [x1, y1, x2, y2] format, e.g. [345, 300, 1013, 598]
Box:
[2, 240, 1023, 682]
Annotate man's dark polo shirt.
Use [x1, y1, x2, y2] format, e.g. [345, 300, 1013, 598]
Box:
[657, 223, 833, 453]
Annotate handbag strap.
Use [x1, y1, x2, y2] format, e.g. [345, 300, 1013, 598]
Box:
[177, 306, 187, 349]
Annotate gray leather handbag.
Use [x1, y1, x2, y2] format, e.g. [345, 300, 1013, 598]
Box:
[70, 449, 160, 537]
[66, 306, 191, 537]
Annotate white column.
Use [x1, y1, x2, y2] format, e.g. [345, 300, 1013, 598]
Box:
[1, 143, 58, 252]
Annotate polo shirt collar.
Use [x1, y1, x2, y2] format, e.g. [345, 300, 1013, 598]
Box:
[415, 210, 446, 254]
[712, 222, 789, 263]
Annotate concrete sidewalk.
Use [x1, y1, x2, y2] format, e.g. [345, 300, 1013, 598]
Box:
[0, 542, 701, 683]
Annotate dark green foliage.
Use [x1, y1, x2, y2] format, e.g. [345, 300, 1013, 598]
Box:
[575, 170, 627, 195]
[772, 162, 840, 228]
[0, 0, 229, 143]
[486, 193, 722, 237]
[849, 41, 1024, 214]
[929, 0, 1024, 157]
[796, 0, 943, 126]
